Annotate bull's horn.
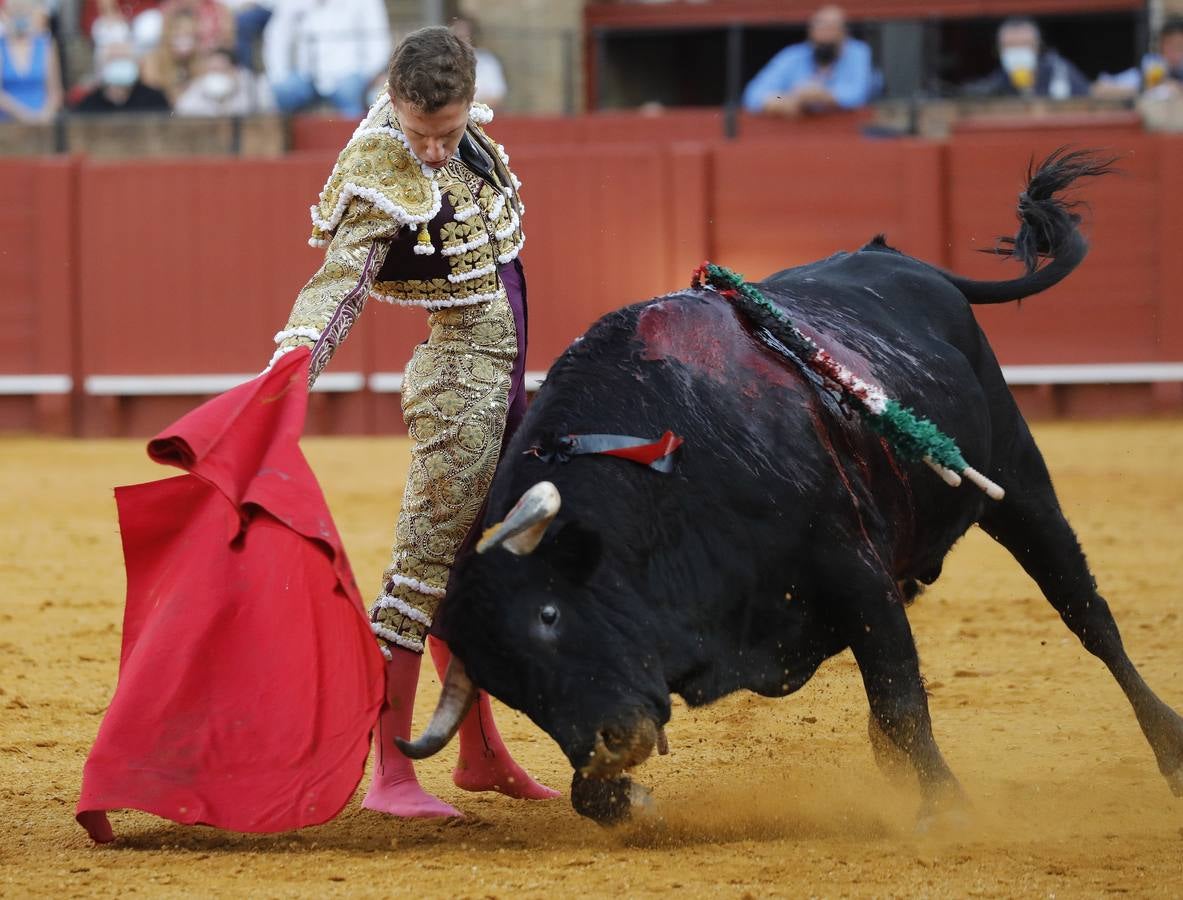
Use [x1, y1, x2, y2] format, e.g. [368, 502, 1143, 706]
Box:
[476, 481, 561, 555]
[394, 657, 478, 760]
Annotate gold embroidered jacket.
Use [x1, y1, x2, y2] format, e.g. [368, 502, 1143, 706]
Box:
[271, 96, 525, 383]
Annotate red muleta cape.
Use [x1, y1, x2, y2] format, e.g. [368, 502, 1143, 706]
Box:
[76, 348, 384, 843]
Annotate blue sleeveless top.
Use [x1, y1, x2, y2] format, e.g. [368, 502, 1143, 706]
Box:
[0, 34, 50, 121]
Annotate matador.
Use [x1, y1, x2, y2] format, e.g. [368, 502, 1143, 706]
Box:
[271, 26, 557, 818]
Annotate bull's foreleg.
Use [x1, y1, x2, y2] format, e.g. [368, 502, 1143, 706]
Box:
[980, 475, 1183, 797]
[843, 584, 968, 829]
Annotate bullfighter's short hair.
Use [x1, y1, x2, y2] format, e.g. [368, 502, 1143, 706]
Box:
[388, 26, 476, 112]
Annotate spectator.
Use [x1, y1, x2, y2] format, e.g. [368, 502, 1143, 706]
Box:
[74, 38, 170, 111]
[174, 44, 273, 114]
[963, 18, 1090, 99]
[165, 0, 233, 51]
[1094, 18, 1183, 101]
[263, 0, 391, 117]
[219, 0, 272, 70]
[141, 7, 201, 102]
[742, 5, 875, 116]
[449, 13, 506, 109]
[0, 0, 62, 123]
[84, 1, 159, 52]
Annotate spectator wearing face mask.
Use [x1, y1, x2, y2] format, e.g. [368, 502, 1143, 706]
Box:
[174, 45, 273, 114]
[75, 39, 170, 111]
[1093, 18, 1183, 101]
[742, 5, 875, 117]
[964, 18, 1090, 100]
[0, 0, 63, 123]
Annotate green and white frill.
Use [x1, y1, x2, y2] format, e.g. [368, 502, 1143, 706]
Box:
[690, 262, 1004, 500]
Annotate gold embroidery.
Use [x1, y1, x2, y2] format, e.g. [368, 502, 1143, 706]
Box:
[370, 271, 502, 306]
[371, 294, 519, 650]
[278, 201, 395, 378]
[309, 96, 441, 246]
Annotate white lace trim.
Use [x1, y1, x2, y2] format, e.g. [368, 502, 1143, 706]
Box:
[273, 327, 321, 345]
[487, 191, 506, 221]
[373, 594, 436, 626]
[337, 112, 435, 181]
[496, 232, 525, 264]
[454, 204, 480, 222]
[389, 573, 446, 600]
[264, 344, 299, 372]
[412, 241, 436, 256]
[310, 180, 443, 238]
[355, 89, 391, 138]
[371, 622, 423, 654]
[494, 210, 520, 241]
[447, 263, 496, 284]
[441, 232, 490, 257]
[469, 102, 494, 125]
[370, 289, 502, 309]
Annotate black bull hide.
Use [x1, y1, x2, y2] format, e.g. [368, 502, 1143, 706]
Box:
[428, 151, 1183, 826]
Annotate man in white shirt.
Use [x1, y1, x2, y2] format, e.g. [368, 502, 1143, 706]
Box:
[263, 0, 390, 116]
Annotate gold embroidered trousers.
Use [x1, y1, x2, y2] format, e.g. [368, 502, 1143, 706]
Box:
[369, 294, 519, 653]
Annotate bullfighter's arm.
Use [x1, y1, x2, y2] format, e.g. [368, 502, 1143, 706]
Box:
[270, 200, 397, 386]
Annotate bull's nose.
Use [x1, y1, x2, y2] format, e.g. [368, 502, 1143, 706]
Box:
[581, 717, 659, 779]
[598, 725, 632, 755]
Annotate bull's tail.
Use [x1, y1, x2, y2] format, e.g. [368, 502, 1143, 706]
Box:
[939, 148, 1117, 305]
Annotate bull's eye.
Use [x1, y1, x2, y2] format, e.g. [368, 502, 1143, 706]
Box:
[539, 604, 559, 626]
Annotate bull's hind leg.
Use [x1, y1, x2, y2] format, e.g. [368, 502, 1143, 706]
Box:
[837, 571, 967, 827]
[979, 439, 1183, 796]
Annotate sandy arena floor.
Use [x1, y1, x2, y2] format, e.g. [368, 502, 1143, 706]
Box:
[1, 421, 1181, 898]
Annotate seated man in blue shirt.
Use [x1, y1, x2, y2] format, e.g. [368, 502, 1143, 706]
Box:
[742, 5, 874, 116]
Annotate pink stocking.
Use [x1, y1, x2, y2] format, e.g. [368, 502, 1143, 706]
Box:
[362, 646, 462, 818]
[428, 637, 561, 801]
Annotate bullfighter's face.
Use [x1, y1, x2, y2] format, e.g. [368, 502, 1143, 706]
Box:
[443, 516, 672, 780]
[393, 97, 470, 170]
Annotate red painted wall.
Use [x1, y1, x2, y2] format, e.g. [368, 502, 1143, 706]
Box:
[1, 127, 1180, 435]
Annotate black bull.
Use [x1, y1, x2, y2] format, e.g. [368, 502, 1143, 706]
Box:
[404, 151, 1183, 826]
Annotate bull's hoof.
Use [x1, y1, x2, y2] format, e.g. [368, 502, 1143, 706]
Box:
[915, 805, 973, 836]
[571, 772, 653, 826]
[915, 784, 972, 836]
[1165, 766, 1183, 798]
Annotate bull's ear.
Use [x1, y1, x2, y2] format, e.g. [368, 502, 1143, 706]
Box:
[547, 521, 602, 584]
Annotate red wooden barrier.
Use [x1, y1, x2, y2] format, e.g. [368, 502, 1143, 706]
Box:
[76, 155, 331, 375]
[0, 157, 76, 433]
[73, 154, 347, 434]
[1151, 136, 1183, 412]
[289, 109, 727, 154]
[947, 132, 1162, 365]
[709, 136, 946, 280]
[735, 110, 875, 140]
[1, 123, 1180, 436]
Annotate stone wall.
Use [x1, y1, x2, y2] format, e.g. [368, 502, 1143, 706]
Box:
[379, 0, 582, 113]
[458, 0, 584, 114]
